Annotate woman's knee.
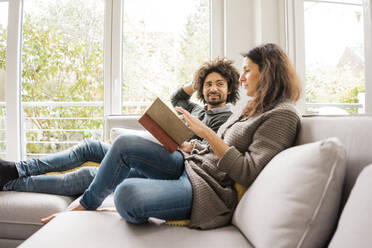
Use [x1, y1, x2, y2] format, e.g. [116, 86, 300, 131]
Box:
[113, 179, 148, 224]
[112, 135, 141, 148]
[110, 135, 148, 158]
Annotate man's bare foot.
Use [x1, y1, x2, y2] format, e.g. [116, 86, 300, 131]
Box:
[41, 204, 86, 224]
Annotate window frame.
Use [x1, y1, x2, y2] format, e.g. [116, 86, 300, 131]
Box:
[5, 0, 23, 160]
[4, 0, 227, 160]
[285, 0, 372, 114]
[106, 0, 225, 116]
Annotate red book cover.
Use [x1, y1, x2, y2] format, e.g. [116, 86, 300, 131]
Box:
[138, 113, 179, 152]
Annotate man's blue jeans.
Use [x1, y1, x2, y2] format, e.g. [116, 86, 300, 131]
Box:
[4, 135, 192, 223]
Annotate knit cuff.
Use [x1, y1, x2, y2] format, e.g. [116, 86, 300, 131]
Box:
[190, 139, 208, 151]
[217, 146, 241, 173]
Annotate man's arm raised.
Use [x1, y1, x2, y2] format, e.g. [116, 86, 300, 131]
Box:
[182, 82, 196, 96]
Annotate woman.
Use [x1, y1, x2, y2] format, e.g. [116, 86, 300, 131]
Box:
[0, 43, 301, 230]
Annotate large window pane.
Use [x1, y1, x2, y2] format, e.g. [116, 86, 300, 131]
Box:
[304, 0, 365, 114]
[122, 0, 210, 114]
[0, 1, 8, 159]
[21, 0, 104, 158]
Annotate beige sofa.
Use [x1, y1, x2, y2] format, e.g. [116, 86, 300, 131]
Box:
[1, 115, 372, 248]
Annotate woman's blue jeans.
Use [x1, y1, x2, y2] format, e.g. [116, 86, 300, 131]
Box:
[4, 135, 192, 223]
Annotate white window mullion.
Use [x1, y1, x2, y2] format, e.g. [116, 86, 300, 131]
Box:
[111, 0, 123, 115]
[281, 0, 306, 114]
[364, 0, 372, 114]
[210, 0, 224, 58]
[103, 0, 113, 117]
[293, 0, 306, 113]
[104, 0, 122, 117]
[5, 0, 22, 160]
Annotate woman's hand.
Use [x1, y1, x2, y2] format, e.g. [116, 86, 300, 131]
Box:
[175, 106, 212, 139]
[179, 141, 194, 153]
[176, 106, 229, 158]
[41, 203, 86, 224]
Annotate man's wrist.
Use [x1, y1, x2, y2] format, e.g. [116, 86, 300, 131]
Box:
[183, 83, 195, 96]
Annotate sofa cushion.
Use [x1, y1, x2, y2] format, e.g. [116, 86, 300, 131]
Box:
[20, 211, 252, 248]
[0, 192, 74, 240]
[0, 238, 23, 248]
[296, 116, 372, 207]
[328, 164, 372, 248]
[232, 138, 346, 248]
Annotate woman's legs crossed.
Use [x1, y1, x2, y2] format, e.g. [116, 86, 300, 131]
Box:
[79, 135, 185, 210]
[114, 171, 192, 224]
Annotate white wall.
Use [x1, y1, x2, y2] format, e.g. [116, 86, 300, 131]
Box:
[223, 0, 284, 62]
[364, 0, 372, 114]
[224, 0, 255, 63]
[223, 0, 288, 112]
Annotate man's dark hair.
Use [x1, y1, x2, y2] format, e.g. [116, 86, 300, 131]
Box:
[193, 57, 240, 104]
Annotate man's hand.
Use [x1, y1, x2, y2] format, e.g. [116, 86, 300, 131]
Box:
[179, 141, 194, 153]
[183, 83, 195, 96]
[191, 81, 197, 91]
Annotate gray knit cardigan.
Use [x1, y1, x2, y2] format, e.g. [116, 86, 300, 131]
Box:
[183, 102, 301, 229]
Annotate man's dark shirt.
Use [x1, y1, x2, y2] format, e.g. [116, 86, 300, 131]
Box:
[170, 87, 232, 141]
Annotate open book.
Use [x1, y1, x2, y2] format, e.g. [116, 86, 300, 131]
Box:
[138, 97, 195, 152]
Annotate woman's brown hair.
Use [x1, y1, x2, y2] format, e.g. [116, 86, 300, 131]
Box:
[241, 43, 301, 117]
[193, 57, 240, 104]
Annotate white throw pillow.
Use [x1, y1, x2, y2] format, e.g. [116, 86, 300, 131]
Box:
[328, 164, 372, 248]
[232, 138, 346, 248]
[110, 127, 158, 144]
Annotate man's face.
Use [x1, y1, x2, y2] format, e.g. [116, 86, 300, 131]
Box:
[202, 72, 230, 109]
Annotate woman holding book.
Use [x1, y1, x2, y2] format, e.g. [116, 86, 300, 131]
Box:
[0, 43, 301, 229]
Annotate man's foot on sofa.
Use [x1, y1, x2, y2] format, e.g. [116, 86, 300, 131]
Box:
[0, 159, 18, 190]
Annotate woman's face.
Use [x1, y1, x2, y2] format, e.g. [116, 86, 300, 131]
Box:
[239, 57, 261, 97]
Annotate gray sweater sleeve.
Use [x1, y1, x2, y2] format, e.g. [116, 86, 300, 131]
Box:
[170, 87, 198, 113]
[217, 109, 300, 187]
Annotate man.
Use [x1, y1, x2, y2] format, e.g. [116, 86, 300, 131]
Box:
[171, 57, 240, 141]
[0, 58, 240, 194]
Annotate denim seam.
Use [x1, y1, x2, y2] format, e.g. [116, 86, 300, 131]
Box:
[125, 155, 180, 176]
[133, 205, 191, 220]
[98, 142, 106, 162]
[90, 160, 126, 209]
[14, 162, 25, 177]
[87, 152, 181, 209]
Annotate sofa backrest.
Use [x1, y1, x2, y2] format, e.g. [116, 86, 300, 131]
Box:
[104, 114, 372, 209]
[296, 115, 372, 207]
[104, 115, 143, 142]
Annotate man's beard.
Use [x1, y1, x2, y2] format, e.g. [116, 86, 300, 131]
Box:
[205, 93, 226, 106]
